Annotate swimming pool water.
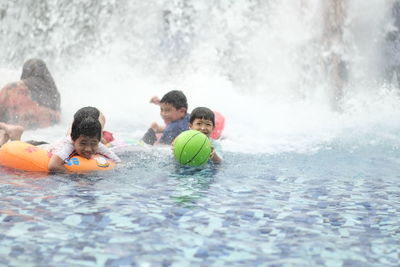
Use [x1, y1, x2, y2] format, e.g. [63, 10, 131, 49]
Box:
[1, 140, 399, 266]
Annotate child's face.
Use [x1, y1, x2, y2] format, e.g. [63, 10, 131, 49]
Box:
[189, 118, 214, 137]
[73, 135, 100, 159]
[160, 103, 186, 124]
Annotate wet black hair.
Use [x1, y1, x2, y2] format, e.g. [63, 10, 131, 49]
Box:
[73, 106, 100, 121]
[71, 116, 102, 141]
[21, 58, 60, 111]
[160, 90, 188, 111]
[190, 107, 215, 126]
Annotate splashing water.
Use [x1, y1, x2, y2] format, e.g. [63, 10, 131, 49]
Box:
[1, 2, 400, 266]
[0, 0, 400, 168]
[0, 0, 399, 153]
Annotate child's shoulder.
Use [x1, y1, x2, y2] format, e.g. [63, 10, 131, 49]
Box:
[48, 136, 73, 151]
[177, 113, 190, 123]
[169, 114, 189, 127]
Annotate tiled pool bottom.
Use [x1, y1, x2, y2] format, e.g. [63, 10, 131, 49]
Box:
[0, 146, 399, 266]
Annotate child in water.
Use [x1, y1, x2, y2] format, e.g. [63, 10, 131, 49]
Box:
[66, 106, 113, 145]
[142, 90, 189, 145]
[189, 107, 222, 164]
[48, 107, 120, 173]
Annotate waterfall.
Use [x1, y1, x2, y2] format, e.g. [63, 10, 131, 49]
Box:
[1, 0, 399, 153]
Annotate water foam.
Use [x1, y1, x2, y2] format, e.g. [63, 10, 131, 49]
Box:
[1, 1, 399, 154]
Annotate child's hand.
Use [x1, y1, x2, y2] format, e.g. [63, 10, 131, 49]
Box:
[48, 154, 67, 173]
[209, 146, 215, 159]
[209, 146, 222, 164]
[150, 122, 164, 133]
[150, 96, 161, 105]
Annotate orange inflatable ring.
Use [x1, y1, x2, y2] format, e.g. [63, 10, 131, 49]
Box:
[0, 141, 116, 172]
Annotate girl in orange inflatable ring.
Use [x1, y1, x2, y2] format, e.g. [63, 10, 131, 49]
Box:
[0, 58, 61, 129]
[0, 108, 120, 173]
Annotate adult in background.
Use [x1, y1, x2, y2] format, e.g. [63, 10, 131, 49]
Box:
[0, 58, 61, 129]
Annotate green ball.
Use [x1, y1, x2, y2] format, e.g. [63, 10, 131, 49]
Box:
[173, 130, 212, 166]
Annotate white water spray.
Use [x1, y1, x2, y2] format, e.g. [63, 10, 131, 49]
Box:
[1, 0, 399, 153]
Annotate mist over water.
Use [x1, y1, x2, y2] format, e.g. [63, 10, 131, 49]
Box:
[1, 0, 399, 153]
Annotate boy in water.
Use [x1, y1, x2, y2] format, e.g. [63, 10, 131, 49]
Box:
[48, 107, 120, 173]
[189, 107, 222, 164]
[142, 90, 189, 145]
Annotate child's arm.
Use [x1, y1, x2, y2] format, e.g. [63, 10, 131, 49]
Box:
[48, 154, 66, 173]
[47, 138, 74, 172]
[150, 122, 165, 133]
[98, 143, 121, 163]
[209, 141, 223, 164]
[210, 147, 222, 164]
